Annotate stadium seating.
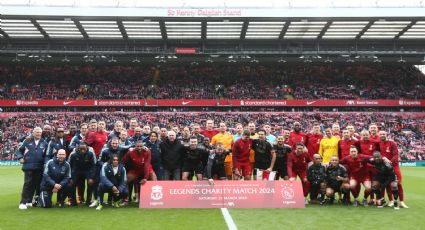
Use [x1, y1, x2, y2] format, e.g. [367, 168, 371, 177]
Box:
[1, 65, 424, 100]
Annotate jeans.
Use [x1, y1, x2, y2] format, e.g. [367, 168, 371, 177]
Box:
[162, 168, 181, 180]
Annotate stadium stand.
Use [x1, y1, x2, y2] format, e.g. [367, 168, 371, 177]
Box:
[1, 65, 424, 100]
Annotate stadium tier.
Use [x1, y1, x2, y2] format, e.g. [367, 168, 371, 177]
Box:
[0, 65, 424, 100]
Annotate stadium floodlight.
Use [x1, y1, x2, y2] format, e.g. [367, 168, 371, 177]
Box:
[132, 57, 141, 63]
[373, 58, 382, 63]
[299, 55, 305, 59]
[346, 58, 355, 63]
[228, 59, 237, 63]
[228, 55, 234, 59]
[158, 58, 167, 63]
[250, 58, 259, 63]
[303, 58, 312, 63]
[61, 56, 70, 62]
[324, 57, 333, 63]
[397, 56, 406, 63]
[11, 54, 20, 62]
[83, 55, 89, 59]
[108, 56, 117, 63]
[277, 57, 287, 63]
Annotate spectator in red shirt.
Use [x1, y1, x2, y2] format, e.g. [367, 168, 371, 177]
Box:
[289, 122, 307, 148]
[332, 123, 341, 139]
[338, 130, 359, 160]
[201, 119, 219, 140]
[127, 118, 139, 137]
[369, 123, 380, 143]
[287, 143, 311, 204]
[358, 129, 379, 204]
[306, 122, 323, 159]
[379, 131, 408, 208]
[122, 141, 153, 204]
[232, 130, 253, 180]
[346, 124, 360, 141]
[340, 146, 371, 207]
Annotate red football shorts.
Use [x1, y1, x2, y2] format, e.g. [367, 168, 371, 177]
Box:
[234, 164, 252, 177]
[350, 174, 371, 183]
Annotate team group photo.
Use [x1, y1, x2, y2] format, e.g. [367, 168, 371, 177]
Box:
[1, 0, 425, 230]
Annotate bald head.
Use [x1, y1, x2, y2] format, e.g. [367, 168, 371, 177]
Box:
[57, 149, 67, 162]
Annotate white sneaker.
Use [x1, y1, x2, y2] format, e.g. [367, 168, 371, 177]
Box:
[25, 203, 33, 207]
[388, 200, 394, 208]
[305, 198, 309, 205]
[394, 201, 400, 210]
[19, 204, 27, 210]
[134, 193, 139, 203]
[400, 201, 409, 209]
[89, 200, 99, 208]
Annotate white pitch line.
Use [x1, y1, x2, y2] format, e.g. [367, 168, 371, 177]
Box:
[221, 208, 238, 230]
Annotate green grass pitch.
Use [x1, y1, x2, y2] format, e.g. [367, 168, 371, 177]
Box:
[0, 167, 423, 230]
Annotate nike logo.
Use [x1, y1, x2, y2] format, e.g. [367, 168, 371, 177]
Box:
[182, 101, 192, 105]
[63, 101, 73, 105]
[306, 101, 316, 105]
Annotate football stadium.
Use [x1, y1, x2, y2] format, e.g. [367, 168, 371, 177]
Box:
[1, 0, 425, 229]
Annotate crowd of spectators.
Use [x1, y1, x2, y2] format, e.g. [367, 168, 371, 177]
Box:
[1, 64, 424, 100]
[1, 112, 424, 161]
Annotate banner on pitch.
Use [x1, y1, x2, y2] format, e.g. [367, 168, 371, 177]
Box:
[140, 180, 305, 209]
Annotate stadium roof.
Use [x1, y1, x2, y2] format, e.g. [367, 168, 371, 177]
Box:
[1, 1, 425, 63]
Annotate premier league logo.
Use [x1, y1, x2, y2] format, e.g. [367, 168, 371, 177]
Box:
[151, 185, 163, 201]
[281, 185, 295, 200]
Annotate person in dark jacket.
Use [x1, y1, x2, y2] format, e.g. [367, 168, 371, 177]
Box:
[68, 143, 96, 206]
[206, 143, 229, 183]
[107, 120, 123, 142]
[42, 125, 53, 141]
[307, 154, 327, 204]
[96, 154, 128, 210]
[129, 127, 144, 146]
[46, 127, 69, 160]
[68, 123, 89, 153]
[144, 131, 162, 180]
[98, 137, 131, 163]
[16, 127, 47, 209]
[38, 149, 71, 208]
[16, 127, 48, 210]
[160, 131, 185, 180]
[182, 136, 210, 181]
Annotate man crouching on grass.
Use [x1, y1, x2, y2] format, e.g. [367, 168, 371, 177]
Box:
[96, 154, 128, 210]
[38, 149, 72, 208]
[370, 151, 401, 210]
